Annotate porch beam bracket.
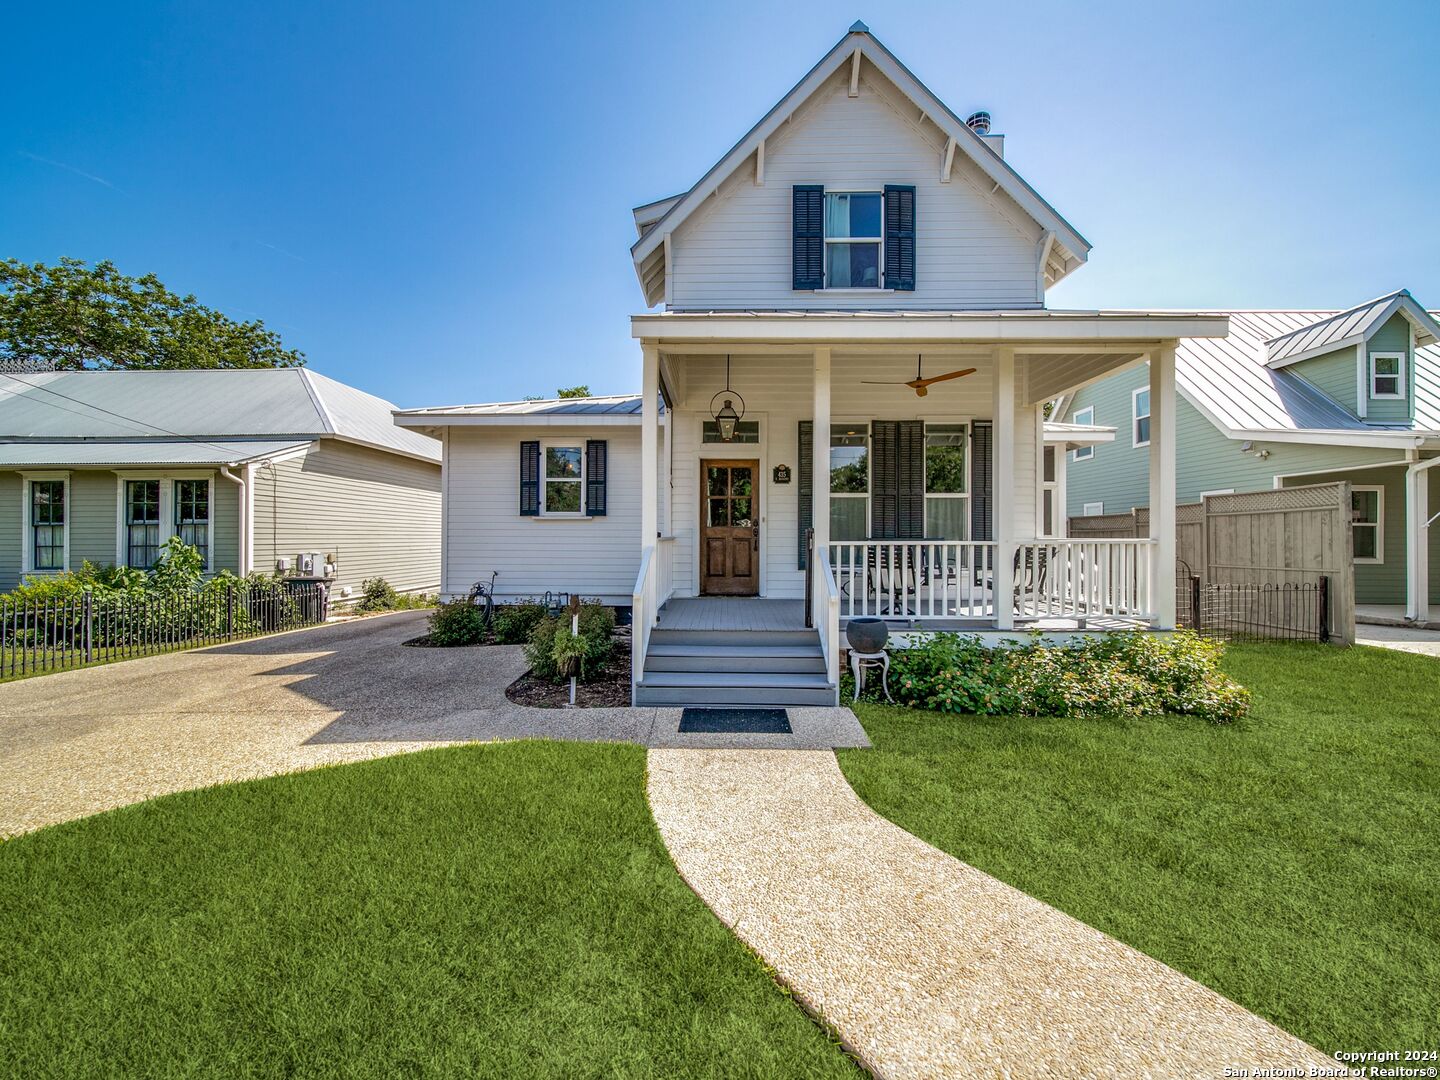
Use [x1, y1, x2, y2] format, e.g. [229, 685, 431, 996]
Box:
[941, 136, 957, 183]
[755, 140, 765, 186]
[849, 50, 861, 97]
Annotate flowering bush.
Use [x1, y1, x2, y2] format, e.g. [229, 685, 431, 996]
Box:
[875, 630, 1248, 724]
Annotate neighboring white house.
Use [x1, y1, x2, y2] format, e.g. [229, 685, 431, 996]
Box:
[0, 368, 442, 600]
[398, 23, 1214, 705]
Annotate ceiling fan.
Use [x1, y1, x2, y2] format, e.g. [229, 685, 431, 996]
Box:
[861, 355, 977, 398]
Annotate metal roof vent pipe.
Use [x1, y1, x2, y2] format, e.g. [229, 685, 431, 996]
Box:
[966, 110, 1005, 159]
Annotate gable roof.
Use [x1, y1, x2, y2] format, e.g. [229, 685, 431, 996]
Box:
[629, 23, 1090, 306]
[1264, 289, 1440, 368]
[394, 394, 645, 429]
[1173, 307, 1440, 444]
[0, 369, 440, 463]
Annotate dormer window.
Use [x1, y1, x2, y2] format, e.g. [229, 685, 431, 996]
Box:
[824, 192, 882, 288]
[1370, 352, 1405, 399]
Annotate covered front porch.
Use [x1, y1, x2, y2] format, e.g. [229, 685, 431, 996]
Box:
[629, 309, 1229, 701]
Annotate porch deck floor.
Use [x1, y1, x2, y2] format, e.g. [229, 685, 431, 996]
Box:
[656, 597, 808, 632]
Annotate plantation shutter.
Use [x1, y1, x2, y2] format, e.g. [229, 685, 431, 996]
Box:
[584, 440, 607, 517]
[519, 440, 540, 517]
[883, 185, 916, 291]
[797, 421, 813, 568]
[792, 185, 824, 290]
[872, 420, 924, 539]
[970, 421, 992, 540]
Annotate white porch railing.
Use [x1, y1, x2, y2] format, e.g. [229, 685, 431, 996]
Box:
[1014, 539, 1157, 622]
[812, 546, 841, 690]
[827, 542, 999, 621]
[823, 539, 1157, 626]
[630, 538, 676, 701]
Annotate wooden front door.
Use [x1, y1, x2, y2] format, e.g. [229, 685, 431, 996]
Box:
[700, 460, 759, 596]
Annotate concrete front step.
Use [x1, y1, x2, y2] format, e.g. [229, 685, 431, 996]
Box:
[634, 684, 839, 707]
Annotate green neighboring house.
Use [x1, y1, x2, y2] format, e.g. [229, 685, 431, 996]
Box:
[1060, 290, 1440, 622]
[0, 368, 442, 600]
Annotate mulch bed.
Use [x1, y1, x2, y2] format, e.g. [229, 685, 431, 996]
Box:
[505, 663, 632, 709]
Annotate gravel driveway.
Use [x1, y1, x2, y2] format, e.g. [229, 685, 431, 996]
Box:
[0, 610, 865, 837]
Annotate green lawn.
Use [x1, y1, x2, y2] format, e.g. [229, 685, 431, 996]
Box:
[838, 641, 1439, 1054]
[0, 743, 857, 1079]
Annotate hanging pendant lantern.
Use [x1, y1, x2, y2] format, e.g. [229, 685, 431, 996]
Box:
[709, 355, 746, 442]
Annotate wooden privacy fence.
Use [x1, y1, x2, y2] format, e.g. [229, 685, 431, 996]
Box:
[1068, 482, 1355, 644]
[0, 581, 330, 679]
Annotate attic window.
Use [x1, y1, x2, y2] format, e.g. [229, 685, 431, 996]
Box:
[1370, 353, 1405, 399]
[824, 192, 882, 288]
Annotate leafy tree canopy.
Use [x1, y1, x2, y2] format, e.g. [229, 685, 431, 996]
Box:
[0, 257, 304, 370]
[556, 385, 591, 398]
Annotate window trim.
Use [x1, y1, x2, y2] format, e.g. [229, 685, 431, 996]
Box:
[21, 472, 70, 575]
[822, 189, 884, 290]
[1369, 351, 1406, 400]
[1082, 501, 1104, 516]
[1071, 407, 1095, 461]
[539, 439, 586, 518]
[1131, 387, 1151, 448]
[113, 472, 216, 572]
[1351, 485, 1384, 565]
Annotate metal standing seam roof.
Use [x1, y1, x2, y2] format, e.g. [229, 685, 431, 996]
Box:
[1177, 310, 1440, 435]
[1263, 290, 1440, 367]
[0, 369, 440, 463]
[0, 439, 312, 467]
[394, 395, 645, 419]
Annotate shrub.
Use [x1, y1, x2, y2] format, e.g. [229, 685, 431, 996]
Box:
[883, 630, 1248, 724]
[426, 599, 488, 647]
[357, 577, 399, 612]
[493, 601, 547, 645]
[524, 602, 614, 683]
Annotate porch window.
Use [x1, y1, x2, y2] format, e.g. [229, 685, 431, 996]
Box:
[1370, 353, 1404, 399]
[701, 420, 759, 444]
[175, 479, 210, 564]
[924, 423, 968, 539]
[1040, 445, 1060, 536]
[1132, 388, 1150, 447]
[30, 480, 66, 571]
[830, 424, 868, 540]
[1351, 486, 1383, 563]
[126, 479, 161, 569]
[541, 442, 584, 515]
[824, 192, 882, 288]
[1071, 406, 1095, 461]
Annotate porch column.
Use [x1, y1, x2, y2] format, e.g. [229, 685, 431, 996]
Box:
[1148, 342, 1178, 628]
[812, 346, 831, 556]
[641, 342, 659, 546]
[1406, 464, 1431, 624]
[992, 347, 1015, 630]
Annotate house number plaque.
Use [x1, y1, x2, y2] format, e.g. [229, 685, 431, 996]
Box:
[772, 465, 791, 484]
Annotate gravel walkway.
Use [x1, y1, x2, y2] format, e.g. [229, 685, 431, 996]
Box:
[648, 748, 1333, 1079]
[1, 611, 863, 837]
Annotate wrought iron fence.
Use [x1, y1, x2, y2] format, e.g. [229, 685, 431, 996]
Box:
[0, 581, 329, 679]
[1181, 575, 1330, 643]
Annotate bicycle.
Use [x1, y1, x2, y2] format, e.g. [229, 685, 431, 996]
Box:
[468, 571, 498, 632]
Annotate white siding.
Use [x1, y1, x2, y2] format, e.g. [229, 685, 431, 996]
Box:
[444, 426, 642, 604]
[665, 353, 1040, 599]
[252, 440, 441, 598]
[668, 63, 1043, 311]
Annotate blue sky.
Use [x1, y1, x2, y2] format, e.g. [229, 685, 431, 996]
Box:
[5, 1, 1438, 407]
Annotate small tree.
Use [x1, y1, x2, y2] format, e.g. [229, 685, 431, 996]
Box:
[556, 385, 591, 398]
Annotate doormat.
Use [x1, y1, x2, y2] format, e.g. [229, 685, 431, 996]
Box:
[678, 708, 791, 734]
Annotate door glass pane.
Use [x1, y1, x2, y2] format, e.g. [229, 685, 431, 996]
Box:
[731, 498, 753, 526]
[730, 468, 752, 497]
[925, 498, 966, 540]
[707, 467, 728, 497]
[831, 497, 867, 540]
[707, 499, 729, 527]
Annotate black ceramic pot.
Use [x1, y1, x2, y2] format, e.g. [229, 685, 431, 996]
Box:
[845, 617, 888, 654]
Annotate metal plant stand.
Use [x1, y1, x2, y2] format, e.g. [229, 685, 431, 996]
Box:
[848, 650, 894, 703]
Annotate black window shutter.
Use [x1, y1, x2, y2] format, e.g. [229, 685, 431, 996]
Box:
[792, 185, 824, 290]
[871, 420, 898, 539]
[585, 440, 607, 517]
[883, 185, 916, 291]
[897, 420, 925, 538]
[519, 441, 540, 516]
[797, 421, 813, 568]
[970, 421, 992, 540]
